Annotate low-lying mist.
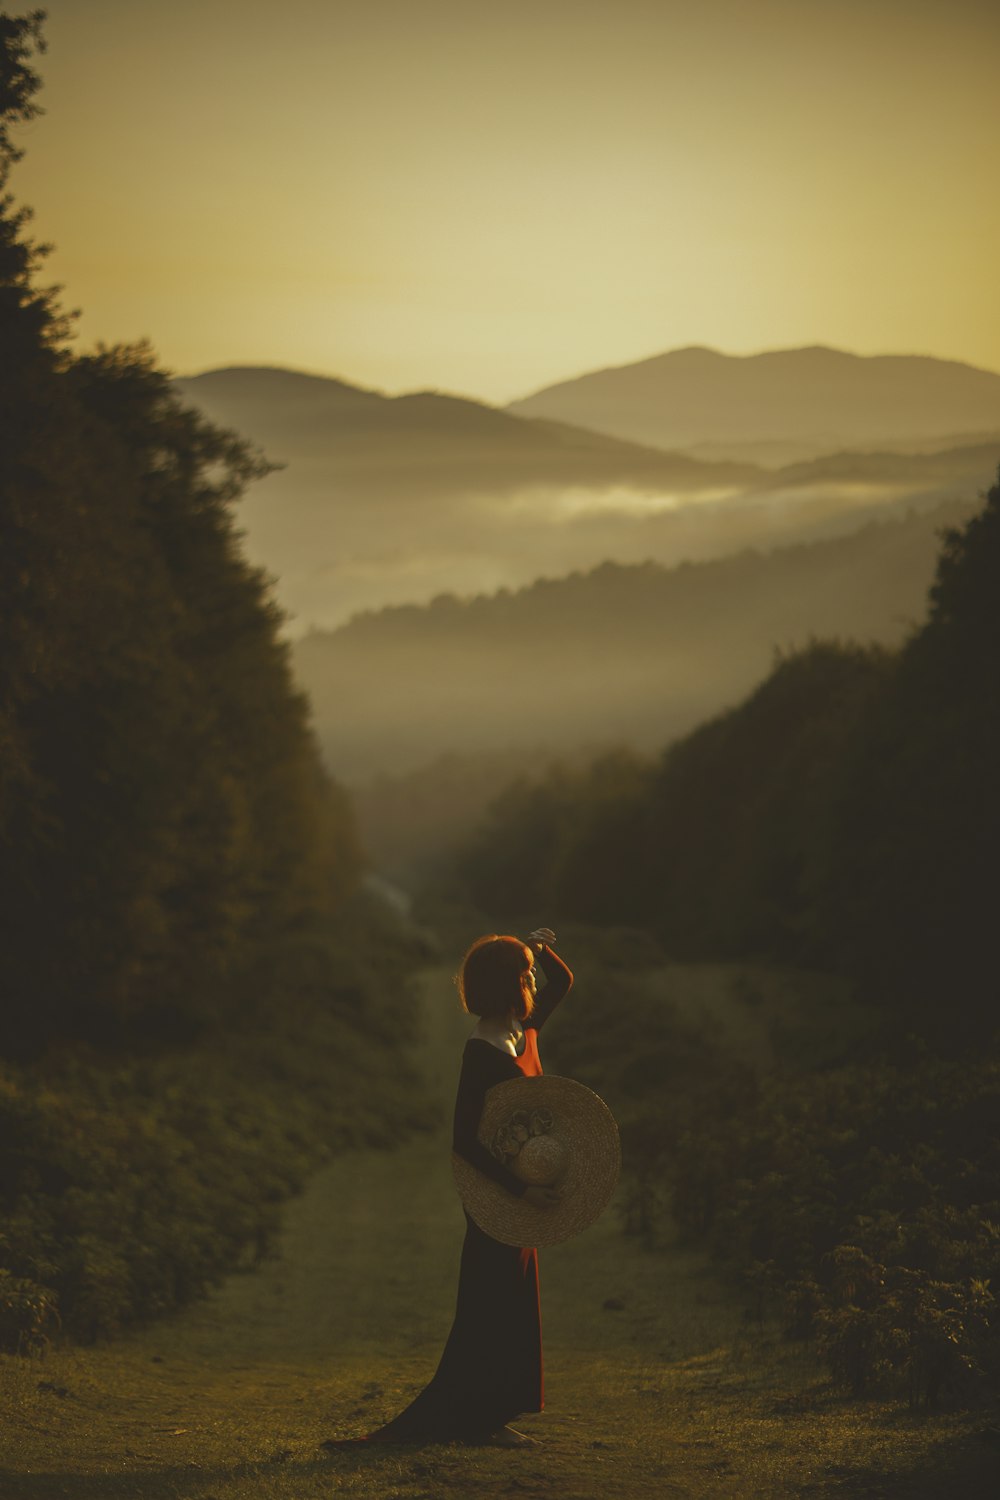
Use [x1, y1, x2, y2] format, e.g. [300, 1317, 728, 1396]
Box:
[241, 463, 990, 633]
[294, 498, 977, 793]
[175, 365, 999, 633]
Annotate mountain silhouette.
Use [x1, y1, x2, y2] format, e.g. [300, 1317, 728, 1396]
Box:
[174, 366, 761, 498]
[174, 364, 999, 630]
[508, 346, 1000, 458]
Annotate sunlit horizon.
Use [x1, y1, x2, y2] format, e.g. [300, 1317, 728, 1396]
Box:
[13, 0, 1000, 405]
[173, 341, 1000, 409]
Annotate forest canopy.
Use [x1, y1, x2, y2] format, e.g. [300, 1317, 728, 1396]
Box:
[0, 13, 429, 1353]
[0, 11, 361, 1055]
[460, 469, 1000, 1044]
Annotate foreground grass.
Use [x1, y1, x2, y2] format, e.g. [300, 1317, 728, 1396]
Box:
[2, 966, 997, 1498]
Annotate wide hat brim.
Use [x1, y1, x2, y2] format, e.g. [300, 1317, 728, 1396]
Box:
[452, 1074, 621, 1248]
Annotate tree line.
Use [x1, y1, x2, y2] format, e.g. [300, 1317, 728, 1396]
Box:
[0, 12, 362, 1058]
[461, 467, 1000, 1045]
[458, 470, 1000, 1405]
[0, 13, 429, 1351]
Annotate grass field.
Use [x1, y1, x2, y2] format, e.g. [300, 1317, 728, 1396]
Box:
[2, 966, 997, 1499]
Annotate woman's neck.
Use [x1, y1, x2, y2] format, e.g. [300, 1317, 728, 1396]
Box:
[473, 1011, 523, 1055]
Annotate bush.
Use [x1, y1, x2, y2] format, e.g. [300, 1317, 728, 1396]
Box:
[663, 1052, 1000, 1404]
[0, 1270, 60, 1354]
[0, 897, 436, 1350]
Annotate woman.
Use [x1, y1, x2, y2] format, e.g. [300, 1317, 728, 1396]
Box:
[363, 925, 573, 1448]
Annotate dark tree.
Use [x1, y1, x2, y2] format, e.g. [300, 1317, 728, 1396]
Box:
[827, 468, 1000, 1039]
[0, 13, 361, 1054]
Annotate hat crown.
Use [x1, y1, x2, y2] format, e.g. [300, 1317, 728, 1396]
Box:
[513, 1133, 567, 1186]
[454, 1073, 621, 1247]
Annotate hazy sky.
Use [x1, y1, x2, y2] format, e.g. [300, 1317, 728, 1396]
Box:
[13, 0, 1000, 402]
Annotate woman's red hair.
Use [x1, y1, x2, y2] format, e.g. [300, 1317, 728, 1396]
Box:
[458, 935, 535, 1020]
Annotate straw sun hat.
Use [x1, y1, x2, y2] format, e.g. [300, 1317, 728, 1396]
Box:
[452, 1074, 621, 1248]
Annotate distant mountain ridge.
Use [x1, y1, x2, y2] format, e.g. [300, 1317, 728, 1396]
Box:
[174, 366, 762, 491]
[174, 359, 1000, 631]
[508, 345, 1000, 457]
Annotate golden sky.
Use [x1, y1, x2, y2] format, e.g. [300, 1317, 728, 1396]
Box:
[14, 0, 1000, 402]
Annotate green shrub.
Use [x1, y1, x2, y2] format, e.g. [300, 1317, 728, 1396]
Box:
[660, 1054, 1000, 1404]
[544, 940, 1000, 1408]
[0, 899, 435, 1351]
[0, 1270, 60, 1354]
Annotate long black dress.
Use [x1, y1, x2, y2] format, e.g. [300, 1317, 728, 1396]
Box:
[367, 943, 573, 1443]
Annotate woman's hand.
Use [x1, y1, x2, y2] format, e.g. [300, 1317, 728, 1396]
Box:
[522, 1183, 562, 1210]
[526, 927, 556, 951]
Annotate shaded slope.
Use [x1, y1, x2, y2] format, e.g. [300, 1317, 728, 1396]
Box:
[294, 499, 974, 780]
[174, 366, 761, 497]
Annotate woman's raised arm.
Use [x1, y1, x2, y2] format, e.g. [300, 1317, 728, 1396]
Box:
[525, 930, 573, 1032]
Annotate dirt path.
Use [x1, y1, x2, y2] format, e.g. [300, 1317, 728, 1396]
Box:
[1, 968, 992, 1499]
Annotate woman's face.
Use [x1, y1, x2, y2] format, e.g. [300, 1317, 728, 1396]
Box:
[513, 960, 537, 1020]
